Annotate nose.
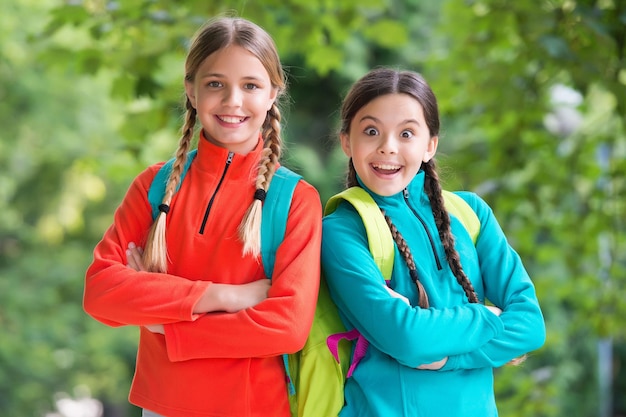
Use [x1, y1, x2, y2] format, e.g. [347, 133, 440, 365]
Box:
[223, 86, 242, 107]
[378, 135, 398, 154]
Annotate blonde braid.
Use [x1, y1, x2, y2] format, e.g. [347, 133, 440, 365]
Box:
[239, 103, 282, 257]
[142, 103, 196, 272]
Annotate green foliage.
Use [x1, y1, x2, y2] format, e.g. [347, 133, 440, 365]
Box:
[426, 1, 626, 416]
[2, 0, 625, 416]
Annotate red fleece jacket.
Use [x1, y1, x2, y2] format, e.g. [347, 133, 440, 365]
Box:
[84, 134, 322, 417]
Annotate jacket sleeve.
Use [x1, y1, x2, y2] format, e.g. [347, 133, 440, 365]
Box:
[442, 193, 546, 371]
[162, 181, 322, 361]
[83, 165, 210, 327]
[321, 203, 504, 369]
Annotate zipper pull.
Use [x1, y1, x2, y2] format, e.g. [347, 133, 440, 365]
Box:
[403, 188, 409, 199]
[227, 152, 234, 164]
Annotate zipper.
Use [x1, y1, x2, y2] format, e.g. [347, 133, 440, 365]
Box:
[199, 152, 234, 234]
[403, 188, 442, 270]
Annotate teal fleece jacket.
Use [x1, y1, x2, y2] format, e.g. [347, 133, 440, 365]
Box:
[321, 171, 545, 417]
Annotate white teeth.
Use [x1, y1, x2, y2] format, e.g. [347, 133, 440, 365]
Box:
[373, 163, 400, 170]
[219, 116, 245, 123]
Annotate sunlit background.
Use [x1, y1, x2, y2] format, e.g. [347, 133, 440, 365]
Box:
[1, 0, 625, 416]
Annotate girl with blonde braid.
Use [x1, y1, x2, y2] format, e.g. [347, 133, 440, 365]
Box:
[321, 67, 545, 416]
[84, 17, 321, 417]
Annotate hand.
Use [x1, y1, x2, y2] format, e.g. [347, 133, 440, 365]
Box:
[126, 242, 145, 271]
[484, 305, 525, 365]
[195, 279, 272, 314]
[385, 286, 410, 305]
[144, 324, 165, 334]
[418, 357, 448, 370]
[221, 279, 271, 312]
[485, 305, 502, 316]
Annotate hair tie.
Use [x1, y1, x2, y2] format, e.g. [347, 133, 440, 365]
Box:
[253, 189, 267, 202]
[158, 204, 170, 214]
[409, 269, 419, 283]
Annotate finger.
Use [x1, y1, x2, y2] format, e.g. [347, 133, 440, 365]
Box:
[126, 249, 138, 270]
[132, 248, 146, 271]
[135, 257, 146, 271]
[126, 247, 143, 271]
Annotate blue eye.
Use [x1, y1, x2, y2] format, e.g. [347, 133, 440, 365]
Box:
[207, 81, 221, 88]
[244, 83, 259, 90]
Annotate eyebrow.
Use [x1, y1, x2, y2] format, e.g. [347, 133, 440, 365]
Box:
[359, 115, 381, 123]
[198, 72, 264, 82]
[359, 115, 421, 126]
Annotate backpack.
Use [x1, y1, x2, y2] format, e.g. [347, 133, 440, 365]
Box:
[286, 186, 481, 417]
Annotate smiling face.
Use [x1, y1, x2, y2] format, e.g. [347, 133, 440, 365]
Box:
[185, 45, 278, 155]
[340, 93, 438, 196]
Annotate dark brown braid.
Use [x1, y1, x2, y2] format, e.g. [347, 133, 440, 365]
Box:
[345, 159, 358, 189]
[383, 211, 429, 308]
[422, 159, 479, 303]
[348, 159, 431, 307]
[423, 160, 527, 365]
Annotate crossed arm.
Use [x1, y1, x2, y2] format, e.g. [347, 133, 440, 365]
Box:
[385, 286, 502, 370]
[125, 242, 271, 334]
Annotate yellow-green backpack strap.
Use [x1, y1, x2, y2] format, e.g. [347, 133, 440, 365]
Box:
[324, 187, 394, 281]
[442, 190, 480, 244]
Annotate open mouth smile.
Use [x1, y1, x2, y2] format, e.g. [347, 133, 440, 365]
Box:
[217, 115, 247, 124]
[372, 163, 402, 174]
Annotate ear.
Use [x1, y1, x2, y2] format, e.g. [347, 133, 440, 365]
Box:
[184, 80, 197, 109]
[423, 135, 439, 162]
[340, 132, 352, 158]
[267, 87, 279, 111]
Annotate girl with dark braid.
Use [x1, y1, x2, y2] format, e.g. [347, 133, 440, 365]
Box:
[84, 17, 322, 417]
[322, 67, 545, 416]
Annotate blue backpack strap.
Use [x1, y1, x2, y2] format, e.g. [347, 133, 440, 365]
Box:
[260, 166, 302, 278]
[147, 150, 198, 220]
[259, 165, 302, 396]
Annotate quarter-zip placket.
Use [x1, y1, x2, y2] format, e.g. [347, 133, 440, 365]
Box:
[199, 151, 234, 234]
[403, 188, 443, 270]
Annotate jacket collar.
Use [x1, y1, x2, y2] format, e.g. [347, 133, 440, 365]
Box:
[356, 170, 430, 208]
[195, 130, 265, 180]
